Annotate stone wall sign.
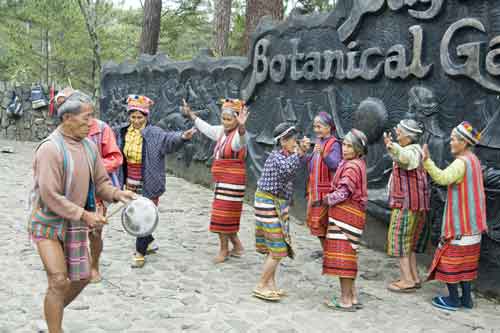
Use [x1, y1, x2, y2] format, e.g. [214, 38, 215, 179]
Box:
[101, 0, 500, 296]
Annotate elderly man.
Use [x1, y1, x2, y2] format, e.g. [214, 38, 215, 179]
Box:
[423, 121, 487, 311]
[29, 88, 135, 333]
[384, 119, 430, 293]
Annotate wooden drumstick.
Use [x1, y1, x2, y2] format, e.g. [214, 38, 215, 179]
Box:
[106, 202, 127, 220]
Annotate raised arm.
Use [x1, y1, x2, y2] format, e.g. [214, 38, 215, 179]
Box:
[160, 130, 185, 155]
[194, 117, 224, 141]
[423, 158, 466, 186]
[387, 143, 421, 170]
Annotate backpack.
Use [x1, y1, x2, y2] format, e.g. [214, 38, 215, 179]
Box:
[6, 91, 23, 118]
[31, 84, 48, 109]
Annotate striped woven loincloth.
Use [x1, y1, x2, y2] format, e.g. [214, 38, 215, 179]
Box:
[64, 220, 90, 281]
[254, 191, 293, 259]
[31, 208, 65, 241]
[428, 235, 481, 284]
[386, 209, 427, 257]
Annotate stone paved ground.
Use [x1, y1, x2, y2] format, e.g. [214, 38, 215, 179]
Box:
[0, 139, 499, 333]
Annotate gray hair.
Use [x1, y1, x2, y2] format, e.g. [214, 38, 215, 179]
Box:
[397, 119, 423, 143]
[57, 91, 93, 119]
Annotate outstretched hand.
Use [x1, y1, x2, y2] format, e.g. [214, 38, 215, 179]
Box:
[182, 127, 197, 140]
[383, 131, 393, 148]
[300, 136, 311, 151]
[237, 106, 250, 126]
[422, 144, 430, 161]
[115, 190, 137, 204]
[181, 99, 196, 120]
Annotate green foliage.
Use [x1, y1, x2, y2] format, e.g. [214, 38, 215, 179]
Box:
[158, 0, 212, 59]
[227, 0, 246, 56]
[0, 0, 213, 92]
[0, 0, 141, 91]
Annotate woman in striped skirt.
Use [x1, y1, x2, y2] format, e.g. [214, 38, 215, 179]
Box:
[384, 119, 430, 293]
[422, 121, 487, 311]
[305, 112, 342, 251]
[183, 99, 249, 263]
[323, 129, 368, 311]
[253, 123, 309, 301]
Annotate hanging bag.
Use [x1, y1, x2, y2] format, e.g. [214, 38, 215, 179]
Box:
[31, 84, 48, 109]
[6, 91, 23, 118]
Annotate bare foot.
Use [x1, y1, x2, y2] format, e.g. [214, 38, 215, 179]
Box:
[90, 269, 102, 283]
[213, 252, 228, 264]
[229, 248, 244, 258]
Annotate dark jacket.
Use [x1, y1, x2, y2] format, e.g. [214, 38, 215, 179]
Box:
[115, 123, 184, 199]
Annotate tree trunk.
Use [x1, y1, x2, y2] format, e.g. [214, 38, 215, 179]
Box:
[214, 0, 232, 57]
[244, 0, 283, 54]
[139, 0, 162, 55]
[77, 0, 102, 98]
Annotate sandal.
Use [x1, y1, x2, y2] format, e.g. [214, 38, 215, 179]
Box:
[324, 297, 356, 312]
[352, 301, 363, 309]
[275, 289, 288, 297]
[252, 289, 281, 301]
[432, 296, 458, 311]
[387, 281, 416, 293]
[146, 242, 159, 255]
[229, 249, 244, 258]
[131, 254, 145, 268]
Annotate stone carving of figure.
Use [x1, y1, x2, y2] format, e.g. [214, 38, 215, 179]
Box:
[407, 86, 450, 167]
[406, 85, 450, 243]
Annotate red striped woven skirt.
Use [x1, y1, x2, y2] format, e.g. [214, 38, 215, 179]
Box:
[306, 201, 329, 237]
[323, 238, 358, 279]
[428, 240, 481, 284]
[209, 159, 246, 234]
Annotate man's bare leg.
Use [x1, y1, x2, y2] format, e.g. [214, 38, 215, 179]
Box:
[64, 280, 89, 307]
[37, 240, 70, 333]
[89, 228, 103, 282]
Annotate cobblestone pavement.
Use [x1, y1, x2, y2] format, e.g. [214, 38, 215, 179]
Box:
[0, 139, 499, 333]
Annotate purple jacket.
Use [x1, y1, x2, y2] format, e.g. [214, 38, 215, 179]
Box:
[115, 123, 185, 199]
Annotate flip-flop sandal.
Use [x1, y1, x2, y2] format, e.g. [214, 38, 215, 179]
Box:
[352, 301, 363, 309]
[229, 250, 244, 258]
[275, 289, 288, 297]
[387, 282, 416, 293]
[131, 255, 145, 269]
[146, 243, 159, 255]
[432, 296, 458, 311]
[323, 298, 356, 312]
[252, 289, 281, 301]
